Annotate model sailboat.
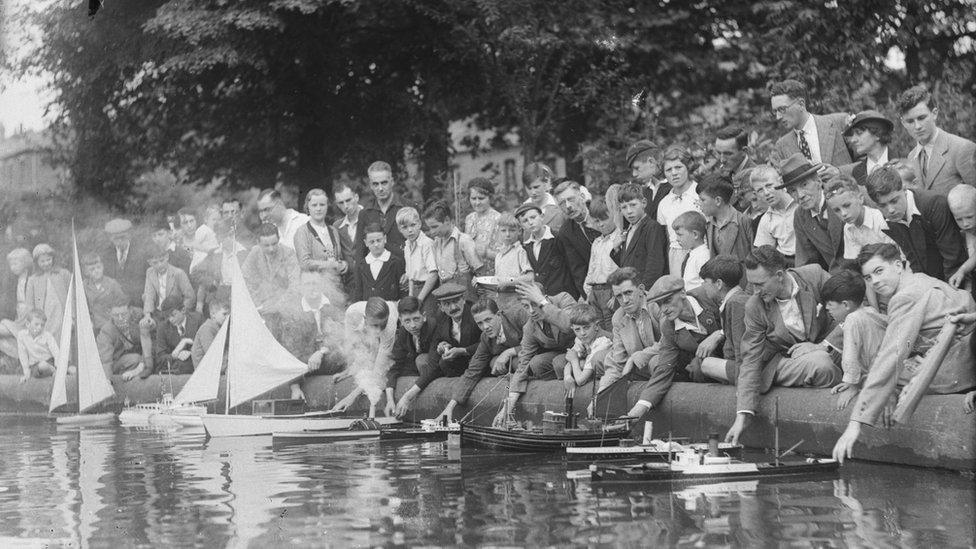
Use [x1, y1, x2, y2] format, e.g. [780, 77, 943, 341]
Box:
[49, 231, 116, 425]
[200, 262, 399, 437]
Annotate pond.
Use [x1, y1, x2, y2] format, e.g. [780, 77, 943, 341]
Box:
[1, 416, 973, 548]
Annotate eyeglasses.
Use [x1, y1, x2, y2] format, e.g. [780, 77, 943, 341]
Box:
[772, 99, 799, 116]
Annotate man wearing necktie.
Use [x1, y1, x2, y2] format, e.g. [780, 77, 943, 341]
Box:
[153, 295, 204, 376]
[597, 267, 662, 394]
[776, 154, 845, 271]
[770, 79, 852, 167]
[898, 84, 976, 195]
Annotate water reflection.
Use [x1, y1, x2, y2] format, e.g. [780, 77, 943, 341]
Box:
[0, 419, 973, 548]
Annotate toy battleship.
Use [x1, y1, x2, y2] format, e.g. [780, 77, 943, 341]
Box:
[590, 399, 838, 483]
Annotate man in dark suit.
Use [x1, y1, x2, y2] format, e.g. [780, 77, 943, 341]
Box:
[385, 296, 436, 409]
[101, 218, 148, 308]
[153, 295, 204, 376]
[841, 110, 904, 187]
[711, 125, 758, 210]
[770, 79, 852, 167]
[353, 161, 416, 259]
[897, 85, 976, 194]
[610, 183, 669, 290]
[554, 180, 601, 299]
[626, 140, 672, 220]
[776, 154, 845, 270]
[394, 283, 482, 414]
[495, 281, 576, 426]
[725, 246, 842, 445]
[515, 203, 575, 296]
[627, 275, 722, 418]
[866, 166, 965, 281]
[434, 298, 527, 422]
[96, 302, 153, 381]
[150, 219, 191, 276]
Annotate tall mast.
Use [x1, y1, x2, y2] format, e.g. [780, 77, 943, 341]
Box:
[774, 396, 780, 467]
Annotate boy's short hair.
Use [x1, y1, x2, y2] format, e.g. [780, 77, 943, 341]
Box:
[865, 166, 904, 203]
[568, 303, 600, 326]
[896, 84, 937, 114]
[588, 197, 611, 220]
[672, 211, 707, 238]
[395, 207, 421, 227]
[256, 222, 279, 239]
[422, 200, 453, 223]
[26, 308, 46, 324]
[522, 162, 553, 187]
[397, 296, 422, 316]
[80, 252, 102, 267]
[617, 183, 644, 204]
[468, 177, 495, 197]
[699, 255, 743, 288]
[744, 245, 787, 273]
[768, 79, 807, 102]
[497, 213, 521, 231]
[715, 125, 748, 149]
[823, 175, 861, 201]
[364, 297, 390, 321]
[470, 298, 499, 316]
[821, 270, 866, 305]
[209, 300, 230, 313]
[698, 173, 735, 204]
[363, 223, 385, 237]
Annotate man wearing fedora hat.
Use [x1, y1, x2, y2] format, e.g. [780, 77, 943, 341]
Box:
[101, 218, 149, 308]
[626, 139, 672, 220]
[769, 79, 853, 167]
[841, 110, 905, 187]
[777, 153, 845, 271]
[625, 275, 721, 419]
[898, 85, 976, 195]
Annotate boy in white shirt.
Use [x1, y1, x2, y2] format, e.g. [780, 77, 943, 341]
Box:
[823, 175, 896, 259]
[17, 309, 60, 381]
[672, 211, 710, 291]
[562, 303, 612, 392]
[487, 213, 534, 315]
[583, 198, 622, 329]
[397, 207, 437, 315]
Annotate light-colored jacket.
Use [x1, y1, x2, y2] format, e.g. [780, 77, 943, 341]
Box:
[908, 129, 976, 195]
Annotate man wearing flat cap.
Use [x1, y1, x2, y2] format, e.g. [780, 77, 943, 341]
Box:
[841, 110, 904, 187]
[627, 139, 672, 220]
[393, 283, 482, 415]
[777, 153, 845, 271]
[101, 218, 148, 308]
[626, 275, 721, 419]
[725, 246, 841, 445]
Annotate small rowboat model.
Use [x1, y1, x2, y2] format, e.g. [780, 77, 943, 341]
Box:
[379, 418, 460, 442]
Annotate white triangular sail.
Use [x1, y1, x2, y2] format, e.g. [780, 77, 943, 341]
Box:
[226, 264, 307, 409]
[49, 276, 75, 413]
[173, 319, 227, 406]
[71, 233, 115, 413]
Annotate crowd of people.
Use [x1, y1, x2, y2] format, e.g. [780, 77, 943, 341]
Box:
[3, 81, 976, 458]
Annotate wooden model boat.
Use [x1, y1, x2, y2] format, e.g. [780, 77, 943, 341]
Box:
[565, 423, 741, 461]
[272, 418, 385, 446]
[460, 419, 631, 452]
[379, 418, 460, 442]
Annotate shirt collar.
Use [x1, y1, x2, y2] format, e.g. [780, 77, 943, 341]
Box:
[920, 128, 942, 149]
[668, 181, 698, 201]
[711, 207, 738, 229]
[673, 296, 704, 333]
[798, 114, 816, 137]
[810, 192, 826, 218]
[900, 190, 921, 224]
[337, 206, 363, 228]
[301, 296, 329, 313]
[524, 226, 555, 244]
[865, 148, 889, 174]
[775, 273, 799, 304]
[525, 193, 558, 209]
[365, 250, 391, 265]
[719, 286, 741, 314]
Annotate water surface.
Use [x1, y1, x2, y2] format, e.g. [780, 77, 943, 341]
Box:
[1, 416, 973, 548]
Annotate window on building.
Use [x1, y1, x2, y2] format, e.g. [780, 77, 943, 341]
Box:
[503, 159, 516, 191]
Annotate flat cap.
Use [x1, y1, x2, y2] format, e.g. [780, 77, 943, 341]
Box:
[625, 140, 658, 168]
[104, 218, 133, 235]
[513, 202, 542, 219]
[645, 275, 685, 304]
[843, 110, 894, 137]
[775, 153, 821, 190]
[432, 282, 466, 301]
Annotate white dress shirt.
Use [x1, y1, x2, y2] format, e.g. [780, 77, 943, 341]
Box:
[657, 182, 701, 249]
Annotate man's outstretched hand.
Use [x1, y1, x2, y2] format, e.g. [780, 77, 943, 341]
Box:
[832, 421, 861, 464]
[724, 412, 750, 445]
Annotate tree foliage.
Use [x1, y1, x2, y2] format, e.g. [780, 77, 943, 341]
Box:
[10, 0, 976, 205]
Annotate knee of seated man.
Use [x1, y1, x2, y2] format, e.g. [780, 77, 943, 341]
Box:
[802, 350, 841, 387]
[415, 352, 431, 371]
[527, 353, 556, 376]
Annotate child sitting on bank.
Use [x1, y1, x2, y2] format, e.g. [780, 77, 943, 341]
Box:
[486, 213, 534, 315]
[821, 270, 885, 410]
[583, 198, 622, 330]
[354, 223, 405, 302]
[672, 211, 710, 291]
[824, 175, 897, 259]
[397, 207, 438, 315]
[17, 309, 60, 382]
[562, 303, 612, 393]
